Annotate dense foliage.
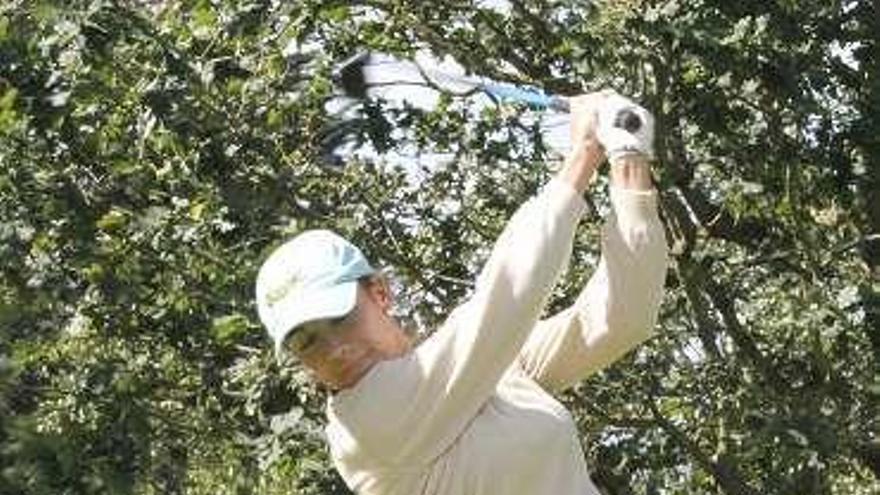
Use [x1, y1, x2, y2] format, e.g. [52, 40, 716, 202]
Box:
[1, 0, 878, 494]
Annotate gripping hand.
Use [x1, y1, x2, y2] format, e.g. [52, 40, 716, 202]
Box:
[596, 94, 655, 162]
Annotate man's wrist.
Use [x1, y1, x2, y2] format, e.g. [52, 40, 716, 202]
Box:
[609, 154, 653, 190]
[560, 144, 603, 193]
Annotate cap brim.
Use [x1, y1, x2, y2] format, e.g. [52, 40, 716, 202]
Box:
[272, 280, 358, 355]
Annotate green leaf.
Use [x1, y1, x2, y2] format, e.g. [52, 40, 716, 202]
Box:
[192, 0, 218, 38]
[96, 208, 129, 232]
[321, 5, 349, 23]
[211, 313, 250, 344]
[0, 15, 8, 41]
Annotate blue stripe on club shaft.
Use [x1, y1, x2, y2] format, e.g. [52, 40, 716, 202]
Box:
[480, 82, 569, 112]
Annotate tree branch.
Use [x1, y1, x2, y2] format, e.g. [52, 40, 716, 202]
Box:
[647, 396, 761, 495]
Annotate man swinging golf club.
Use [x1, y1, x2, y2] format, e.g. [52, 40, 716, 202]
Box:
[256, 90, 668, 494]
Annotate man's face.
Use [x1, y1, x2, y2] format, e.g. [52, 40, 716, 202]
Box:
[286, 279, 405, 390]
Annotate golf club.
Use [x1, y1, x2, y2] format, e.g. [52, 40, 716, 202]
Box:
[333, 51, 642, 134]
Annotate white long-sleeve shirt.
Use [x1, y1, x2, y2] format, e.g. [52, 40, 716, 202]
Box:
[325, 179, 668, 494]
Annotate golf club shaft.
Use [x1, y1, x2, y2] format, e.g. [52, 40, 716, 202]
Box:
[408, 61, 570, 111]
[337, 52, 570, 112]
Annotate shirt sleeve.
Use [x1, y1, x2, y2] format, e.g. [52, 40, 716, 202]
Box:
[516, 186, 668, 393]
[326, 178, 587, 472]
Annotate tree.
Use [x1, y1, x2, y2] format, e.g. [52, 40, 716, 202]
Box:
[0, 0, 877, 493]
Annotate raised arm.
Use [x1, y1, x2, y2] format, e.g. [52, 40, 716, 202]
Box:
[517, 98, 669, 393]
[518, 156, 668, 392]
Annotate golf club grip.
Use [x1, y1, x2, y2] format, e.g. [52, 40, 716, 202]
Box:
[549, 98, 643, 133]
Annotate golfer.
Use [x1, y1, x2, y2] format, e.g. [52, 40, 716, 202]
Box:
[256, 91, 668, 494]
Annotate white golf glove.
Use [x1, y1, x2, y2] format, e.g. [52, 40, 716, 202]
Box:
[596, 94, 655, 162]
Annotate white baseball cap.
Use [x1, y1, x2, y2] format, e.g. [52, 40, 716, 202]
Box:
[255, 229, 376, 355]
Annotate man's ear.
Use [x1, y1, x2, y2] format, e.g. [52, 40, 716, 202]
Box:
[364, 275, 394, 313]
